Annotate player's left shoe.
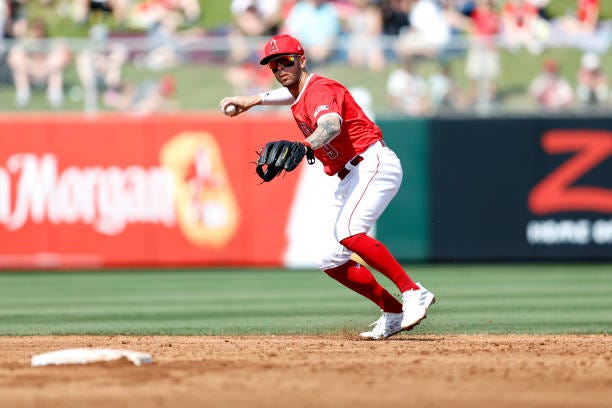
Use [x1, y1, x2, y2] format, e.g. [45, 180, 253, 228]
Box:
[359, 311, 403, 340]
[401, 283, 436, 331]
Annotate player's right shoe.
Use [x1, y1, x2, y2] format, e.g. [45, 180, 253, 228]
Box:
[401, 282, 436, 331]
[359, 311, 404, 340]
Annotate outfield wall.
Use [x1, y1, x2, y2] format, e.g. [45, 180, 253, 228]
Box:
[426, 117, 612, 261]
[0, 113, 307, 268]
[0, 114, 610, 268]
[379, 115, 612, 262]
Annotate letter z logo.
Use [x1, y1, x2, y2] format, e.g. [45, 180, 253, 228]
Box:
[528, 130, 612, 215]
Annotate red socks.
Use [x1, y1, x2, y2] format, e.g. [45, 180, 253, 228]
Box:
[324, 260, 403, 313]
[340, 233, 419, 293]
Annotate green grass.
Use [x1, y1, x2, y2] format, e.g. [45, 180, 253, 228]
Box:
[0, 264, 610, 336]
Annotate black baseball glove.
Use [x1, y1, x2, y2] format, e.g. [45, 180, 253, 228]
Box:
[255, 140, 315, 182]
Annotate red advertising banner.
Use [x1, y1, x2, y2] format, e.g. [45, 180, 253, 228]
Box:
[0, 113, 303, 268]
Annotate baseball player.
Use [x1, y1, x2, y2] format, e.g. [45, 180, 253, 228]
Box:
[220, 34, 435, 339]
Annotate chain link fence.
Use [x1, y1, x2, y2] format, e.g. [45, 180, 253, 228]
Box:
[0, 32, 610, 116]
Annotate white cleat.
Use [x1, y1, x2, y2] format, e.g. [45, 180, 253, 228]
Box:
[359, 311, 404, 340]
[401, 283, 436, 331]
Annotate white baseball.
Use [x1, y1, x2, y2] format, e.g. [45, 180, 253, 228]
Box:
[223, 104, 237, 115]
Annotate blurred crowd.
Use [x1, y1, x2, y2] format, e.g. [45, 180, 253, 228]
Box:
[0, 0, 199, 112]
[0, 0, 610, 114]
[226, 0, 611, 115]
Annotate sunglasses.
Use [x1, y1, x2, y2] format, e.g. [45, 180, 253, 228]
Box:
[268, 55, 297, 73]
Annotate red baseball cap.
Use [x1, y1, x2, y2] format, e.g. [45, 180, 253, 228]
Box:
[259, 34, 304, 65]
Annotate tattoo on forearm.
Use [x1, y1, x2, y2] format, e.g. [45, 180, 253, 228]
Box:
[309, 117, 341, 149]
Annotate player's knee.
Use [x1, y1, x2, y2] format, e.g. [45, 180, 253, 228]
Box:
[339, 232, 366, 252]
[318, 246, 352, 271]
[334, 225, 349, 243]
[335, 221, 369, 245]
[318, 256, 346, 271]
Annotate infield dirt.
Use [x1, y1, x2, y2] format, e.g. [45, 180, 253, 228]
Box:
[0, 334, 610, 407]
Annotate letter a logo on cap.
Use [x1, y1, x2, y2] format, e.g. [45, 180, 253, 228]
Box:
[270, 40, 279, 53]
[260, 35, 304, 65]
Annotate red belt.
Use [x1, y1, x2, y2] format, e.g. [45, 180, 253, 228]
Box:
[337, 155, 364, 180]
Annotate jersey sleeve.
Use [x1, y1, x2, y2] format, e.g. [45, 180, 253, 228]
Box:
[305, 84, 344, 123]
[260, 87, 295, 105]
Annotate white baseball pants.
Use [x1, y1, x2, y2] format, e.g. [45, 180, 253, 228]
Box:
[318, 141, 403, 270]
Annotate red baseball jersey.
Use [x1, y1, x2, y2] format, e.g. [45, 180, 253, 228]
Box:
[290, 74, 383, 176]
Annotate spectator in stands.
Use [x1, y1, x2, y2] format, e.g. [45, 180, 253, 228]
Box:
[526, 0, 550, 19]
[452, 0, 476, 16]
[76, 24, 128, 110]
[72, 0, 130, 25]
[555, 0, 599, 37]
[232, 0, 283, 36]
[549, 0, 610, 53]
[528, 58, 573, 111]
[428, 61, 465, 112]
[386, 56, 429, 116]
[227, 0, 283, 62]
[139, 11, 191, 71]
[439, 0, 471, 36]
[344, 0, 385, 71]
[395, 0, 451, 58]
[576, 52, 609, 108]
[127, 0, 200, 31]
[1, 0, 8, 42]
[465, 0, 500, 106]
[281, 0, 341, 66]
[0, 0, 24, 89]
[103, 74, 178, 115]
[378, 0, 410, 36]
[1, 0, 26, 40]
[7, 19, 72, 108]
[501, 0, 548, 54]
[225, 59, 276, 106]
[125, 0, 204, 71]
